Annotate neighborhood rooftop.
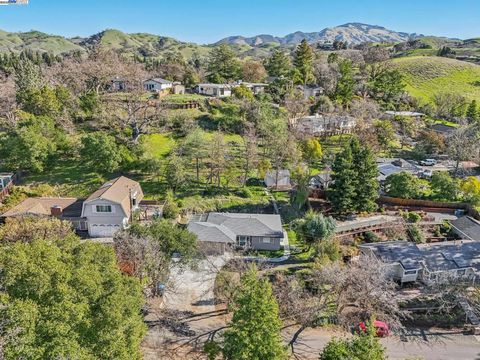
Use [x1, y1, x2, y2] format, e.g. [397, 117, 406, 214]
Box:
[360, 240, 480, 273]
[385, 111, 425, 117]
[450, 216, 480, 241]
[189, 212, 283, 240]
[85, 176, 143, 215]
[146, 77, 172, 84]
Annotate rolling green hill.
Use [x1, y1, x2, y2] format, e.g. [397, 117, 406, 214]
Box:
[0, 30, 86, 55]
[0, 28, 276, 61]
[392, 56, 480, 104]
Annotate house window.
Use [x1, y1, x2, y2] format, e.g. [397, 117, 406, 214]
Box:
[457, 269, 467, 276]
[96, 205, 112, 213]
[404, 270, 417, 276]
[132, 198, 137, 207]
[262, 238, 271, 244]
[237, 236, 250, 247]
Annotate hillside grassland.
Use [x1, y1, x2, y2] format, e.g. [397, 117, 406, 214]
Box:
[392, 56, 480, 104]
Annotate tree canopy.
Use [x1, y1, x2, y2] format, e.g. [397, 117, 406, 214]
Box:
[223, 266, 286, 360]
[0, 221, 146, 360]
[328, 138, 379, 214]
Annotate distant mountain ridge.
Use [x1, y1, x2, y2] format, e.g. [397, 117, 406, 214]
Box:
[216, 23, 423, 46]
[0, 23, 465, 61]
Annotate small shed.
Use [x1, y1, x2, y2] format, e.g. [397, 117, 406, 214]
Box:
[265, 170, 291, 189]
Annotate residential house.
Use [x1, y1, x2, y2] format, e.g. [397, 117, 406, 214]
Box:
[1, 197, 87, 231]
[377, 158, 419, 182]
[188, 212, 285, 252]
[359, 240, 480, 284]
[235, 81, 268, 95]
[431, 123, 456, 135]
[81, 176, 143, 237]
[450, 216, 480, 241]
[195, 83, 232, 97]
[107, 76, 127, 92]
[0, 173, 14, 190]
[309, 172, 333, 190]
[385, 111, 425, 118]
[143, 78, 173, 94]
[296, 114, 356, 136]
[298, 85, 324, 99]
[0, 173, 15, 202]
[1, 176, 144, 238]
[264, 170, 291, 189]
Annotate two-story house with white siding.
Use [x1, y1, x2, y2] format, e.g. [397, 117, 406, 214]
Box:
[1, 176, 144, 238]
[81, 176, 144, 237]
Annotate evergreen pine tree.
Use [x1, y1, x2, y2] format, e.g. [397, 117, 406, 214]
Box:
[265, 50, 292, 78]
[223, 266, 286, 360]
[293, 39, 314, 85]
[328, 138, 379, 215]
[351, 138, 380, 213]
[328, 142, 357, 214]
[466, 100, 478, 122]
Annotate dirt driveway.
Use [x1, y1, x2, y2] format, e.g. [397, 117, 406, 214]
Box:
[163, 254, 231, 313]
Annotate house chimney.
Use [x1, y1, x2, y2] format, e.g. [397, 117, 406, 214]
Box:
[51, 205, 63, 217]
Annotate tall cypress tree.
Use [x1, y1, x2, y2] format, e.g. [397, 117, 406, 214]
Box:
[328, 138, 379, 215]
[328, 142, 357, 214]
[223, 266, 286, 360]
[351, 138, 379, 213]
[293, 39, 314, 85]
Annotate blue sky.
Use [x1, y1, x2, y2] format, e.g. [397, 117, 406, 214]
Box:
[0, 0, 479, 43]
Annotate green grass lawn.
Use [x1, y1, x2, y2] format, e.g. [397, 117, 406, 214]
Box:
[23, 158, 106, 198]
[392, 56, 480, 104]
[161, 94, 205, 104]
[287, 229, 316, 262]
[141, 133, 175, 159]
[430, 118, 460, 128]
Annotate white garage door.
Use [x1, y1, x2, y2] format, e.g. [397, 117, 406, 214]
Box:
[89, 224, 121, 237]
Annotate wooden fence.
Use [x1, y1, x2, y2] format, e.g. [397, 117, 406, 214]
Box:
[378, 196, 468, 209]
[379, 196, 480, 220]
[161, 101, 200, 110]
[309, 191, 480, 220]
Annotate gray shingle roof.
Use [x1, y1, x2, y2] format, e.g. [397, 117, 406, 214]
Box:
[146, 78, 172, 84]
[187, 222, 236, 243]
[450, 216, 480, 241]
[361, 241, 423, 270]
[361, 240, 480, 273]
[188, 212, 284, 243]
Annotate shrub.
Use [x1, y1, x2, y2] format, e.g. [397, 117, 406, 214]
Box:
[408, 224, 426, 244]
[363, 231, 380, 243]
[401, 211, 422, 223]
[237, 187, 253, 199]
[162, 201, 180, 220]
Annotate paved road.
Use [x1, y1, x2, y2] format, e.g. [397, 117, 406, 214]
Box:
[286, 327, 480, 360]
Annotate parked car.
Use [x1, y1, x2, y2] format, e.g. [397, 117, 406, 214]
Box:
[357, 320, 390, 337]
[420, 159, 437, 166]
